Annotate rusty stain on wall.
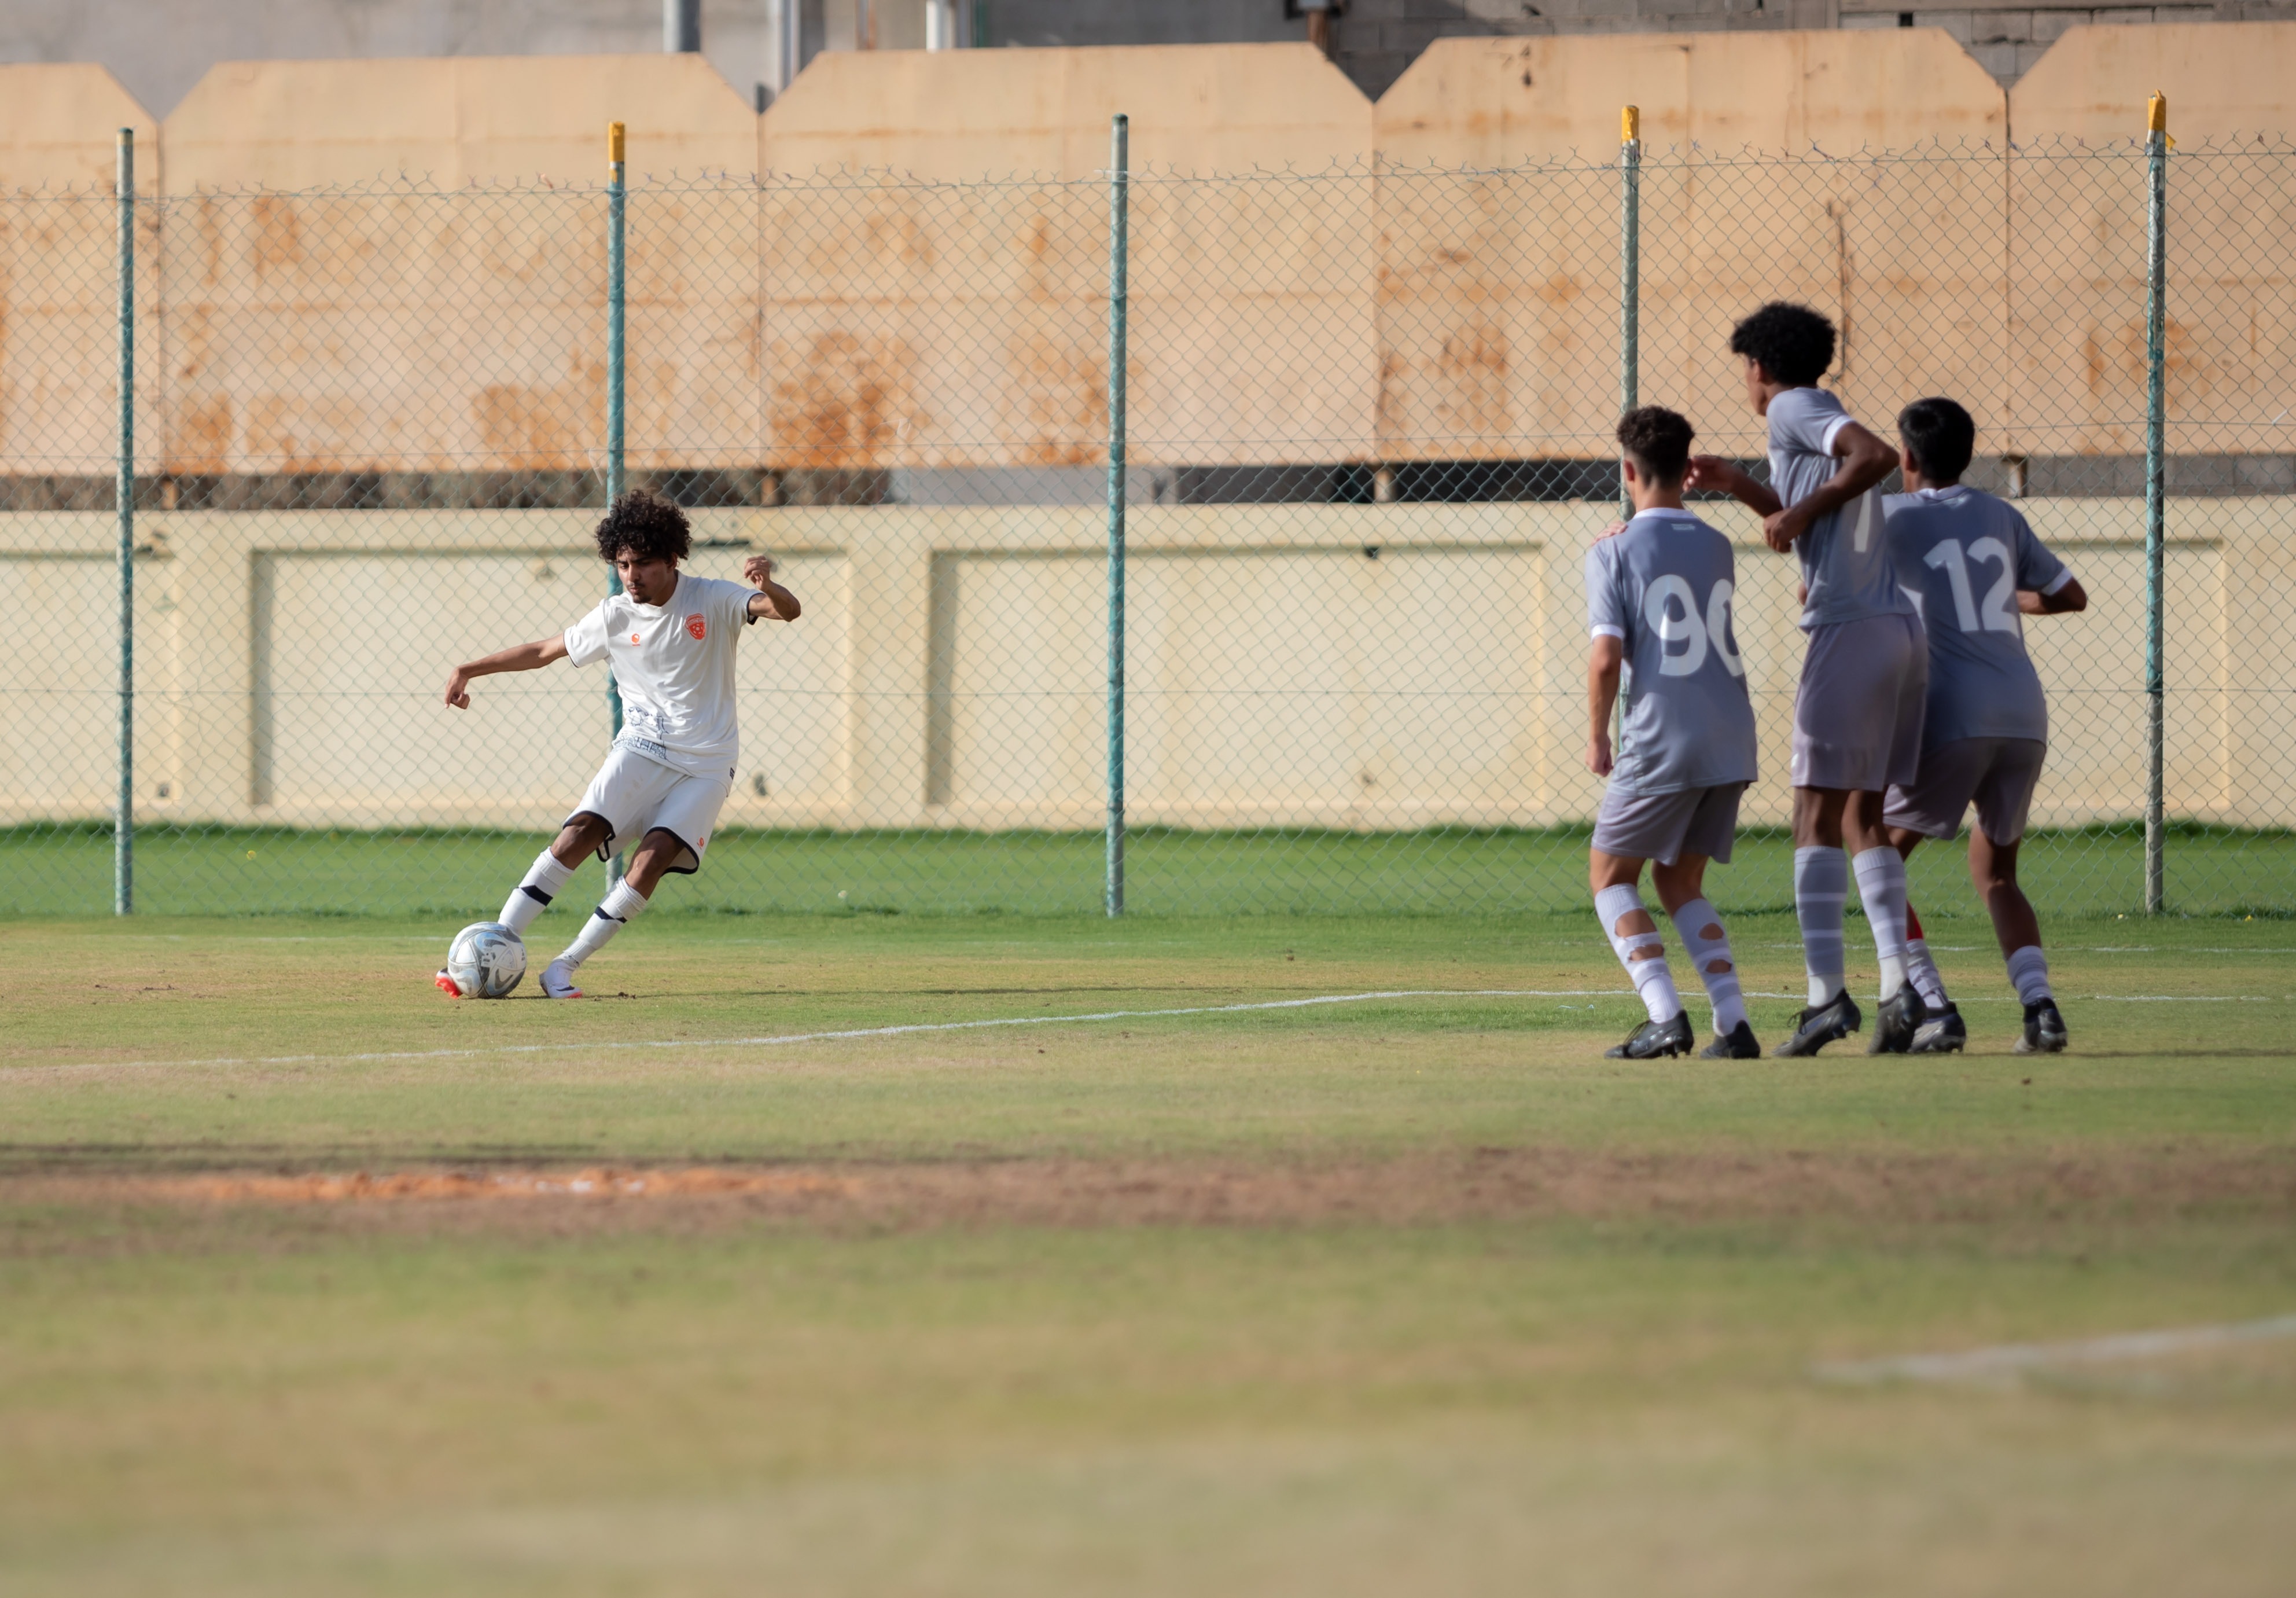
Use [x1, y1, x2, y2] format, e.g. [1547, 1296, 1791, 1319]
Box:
[1007, 333, 1105, 466]
[769, 330, 925, 469]
[474, 360, 603, 471]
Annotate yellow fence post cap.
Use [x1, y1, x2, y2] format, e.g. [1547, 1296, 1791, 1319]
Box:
[2146, 93, 2168, 134]
[1622, 105, 1640, 144]
[608, 121, 626, 164]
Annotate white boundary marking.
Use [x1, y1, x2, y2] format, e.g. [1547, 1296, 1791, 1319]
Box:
[1813, 1313, 2296, 1386]
[9, 983, 2284, 1080]
[3, 988, 1607, 1077]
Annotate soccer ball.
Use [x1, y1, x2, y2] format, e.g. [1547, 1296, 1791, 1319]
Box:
[443, 921, 527, 999]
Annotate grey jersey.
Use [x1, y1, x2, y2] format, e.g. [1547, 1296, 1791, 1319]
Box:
[1765, 385, 1917, 630]
[1585, 509, 1760, 796]
[1883, 485, 2073, 748]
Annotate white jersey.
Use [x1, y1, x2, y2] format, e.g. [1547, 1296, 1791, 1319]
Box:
[562, 572, 757, 778]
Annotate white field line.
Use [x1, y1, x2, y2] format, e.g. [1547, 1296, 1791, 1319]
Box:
[1813, 1313, 2296, 1386]
[10, 984, 2284, 1081]
[3, 988, 1611, 1077]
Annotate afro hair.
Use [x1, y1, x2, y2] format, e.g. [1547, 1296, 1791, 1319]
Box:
[1728, 302, 1837, 387]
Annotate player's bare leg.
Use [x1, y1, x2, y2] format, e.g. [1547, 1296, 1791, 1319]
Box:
[1969, 831, 2065, 1052]
[1649, 854, 1758, 1058]
[1588, 850, 1691, 1059]
[540, 826, 684, 998]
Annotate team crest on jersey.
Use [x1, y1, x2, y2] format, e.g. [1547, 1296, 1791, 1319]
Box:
[686, 614, 706, 640]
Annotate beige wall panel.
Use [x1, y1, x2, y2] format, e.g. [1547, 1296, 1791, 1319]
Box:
[764, 45, 1370, 182]
[0, 67, 160, 480]
[2007, 28, 2296, 457]
[762, 46, 1377, 468]
[1374, 34, 2010, 460]
[0, 498, 2284, 832]
[163, 55, 756, 189]
[156, 60, 763, 475]
[2010, 22, 2296, 144]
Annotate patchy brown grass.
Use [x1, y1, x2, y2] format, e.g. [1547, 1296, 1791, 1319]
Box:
[5, 1145, 2291, 1246]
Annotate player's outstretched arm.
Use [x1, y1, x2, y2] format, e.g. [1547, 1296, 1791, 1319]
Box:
[741, 554, 803, 622]
[1585, 635, 1624, 776]
[1686, 455, 1782, 519]
[2019, 575, 2088, 616]
[443, 635, 570, 709]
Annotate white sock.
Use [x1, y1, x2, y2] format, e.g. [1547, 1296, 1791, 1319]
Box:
[1852, 846, 1913, 1001]
[556, 880, 648, 970]
[2006, 945, 2052, 1006]
[1904, 905, 1950, 1009]
[1669, 898, 1749, 1035]
[1793, 846, 1848, 1006]
[500, 848, 577, 935]
[1595, 883, 1683, 1025]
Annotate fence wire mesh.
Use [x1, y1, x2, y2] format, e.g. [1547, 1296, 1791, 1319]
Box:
[2, 136, 2290, 919]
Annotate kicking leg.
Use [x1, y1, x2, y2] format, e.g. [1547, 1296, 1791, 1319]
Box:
[1971, 832, 2065, 1052]
[1590, 850, 1691, 1059]
[1653, 855, 1758, 1059]
[1889, 826, 1965, 1054]
[499, 815, 608, 935]
[1778, 787, 1860, 1056]
[540, 828, 682, 998]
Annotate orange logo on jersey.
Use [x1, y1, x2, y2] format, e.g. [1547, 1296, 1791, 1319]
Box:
[629, 633, 639, 644]
[686, 614, 706, 641]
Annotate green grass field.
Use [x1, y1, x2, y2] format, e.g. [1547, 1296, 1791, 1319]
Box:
[4, 909, 2294, 1596]
[5, 821, 2294, 917]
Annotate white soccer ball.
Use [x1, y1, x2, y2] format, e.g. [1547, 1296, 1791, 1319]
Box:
[446, 921, 527, 999]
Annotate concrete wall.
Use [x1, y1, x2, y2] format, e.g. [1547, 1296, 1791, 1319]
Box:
[1, 499, 2272, 832]
[1, 33, 2290, 475]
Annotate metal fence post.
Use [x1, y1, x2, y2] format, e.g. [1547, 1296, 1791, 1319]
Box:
[605, 122, 629, 884]
[2143, 93, 2169, 914]
[1105, 113, 1129, 919]
[115, 128, 136, 916]
[1618, 105, 1640, 521]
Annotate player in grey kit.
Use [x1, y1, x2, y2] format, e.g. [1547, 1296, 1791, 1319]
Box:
[1879, 398, 2087, 1055]
[1585, 407, 1763, 1059]
[1689, 303, 1929, 1056]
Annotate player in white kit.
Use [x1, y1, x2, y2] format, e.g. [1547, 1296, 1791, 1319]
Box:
[439, 490, 801, 998]
[1689, 303, 1929, 1056]
[1585, 407, 1764, 1059]
[1878, 398, 2087, 1055]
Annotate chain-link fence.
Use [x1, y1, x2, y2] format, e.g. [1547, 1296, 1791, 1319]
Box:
[4, 130, 2290, 919]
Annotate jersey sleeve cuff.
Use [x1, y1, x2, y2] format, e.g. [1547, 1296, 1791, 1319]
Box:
[1818, 413, 1854, 455]
[2041, 568, 2074, 596]
[1589, 624, 1626, 640]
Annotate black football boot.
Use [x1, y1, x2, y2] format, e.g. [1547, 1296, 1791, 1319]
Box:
[1908, 1001, 1967, 1053]
[1867, 986, 1929, 1054]
[1605, 1011, 1695, 1059]
[2016, 999, 2069, 1054]
[1699, 1020, 1762, 1059]
[1773, 990, 1863, 1057]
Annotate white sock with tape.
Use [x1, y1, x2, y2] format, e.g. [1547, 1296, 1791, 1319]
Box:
[1595, 883, 1682, 1025]
[558, 880, 649, 971]
[1669, 897, 1747, 1035]
[1852, 846, 1913, 1001]
[2006, 945, 2052, 1006]
[1794, 846, 1848, 1006]
[1904, 904, 1950, 1009]
[500, 848, 576, 935]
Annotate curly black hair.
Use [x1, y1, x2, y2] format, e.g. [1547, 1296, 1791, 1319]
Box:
[1616, 406, 1695, 484]
[594, 489, 692, 565]
[1897, 396, 1975, 484]
[1728, 302, 1837, 387]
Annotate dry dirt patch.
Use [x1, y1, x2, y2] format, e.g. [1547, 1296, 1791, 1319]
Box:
[6, 1146, 2285, 1240]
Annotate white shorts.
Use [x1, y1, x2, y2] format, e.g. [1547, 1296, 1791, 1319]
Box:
[567, 744, 733, 876]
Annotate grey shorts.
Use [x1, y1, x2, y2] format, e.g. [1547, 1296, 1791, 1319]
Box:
[1792, 612, 1927, 792]
[1885, 737, 2047, 844]
[1592, 781, 1747, 866]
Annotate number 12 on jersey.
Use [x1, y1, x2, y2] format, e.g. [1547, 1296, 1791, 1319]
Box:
[1922, 536, 2019, 633]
